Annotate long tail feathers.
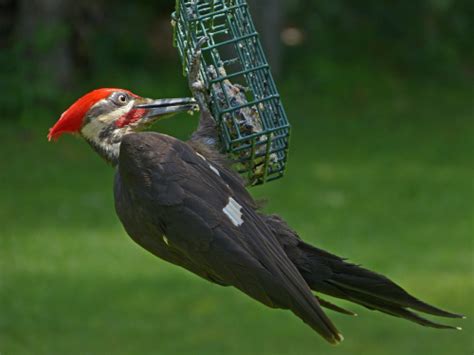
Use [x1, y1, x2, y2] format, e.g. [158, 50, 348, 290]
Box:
[316, 296, 358, 316]
[298, 242, 464, 329]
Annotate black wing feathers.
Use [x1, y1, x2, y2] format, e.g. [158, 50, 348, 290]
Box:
[118, 132, 342, 344]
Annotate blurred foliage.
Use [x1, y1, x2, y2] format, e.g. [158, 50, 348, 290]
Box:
[0, 1, 179, 121]
[0, 0, 472, 121]
[284, 0, 473, 75]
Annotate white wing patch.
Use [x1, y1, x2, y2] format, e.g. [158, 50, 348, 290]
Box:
[223, 197, 243, 227]
[162, 235, 169, 246]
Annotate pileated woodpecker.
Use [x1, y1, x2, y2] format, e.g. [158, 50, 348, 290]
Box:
[48, 48, 463, 344]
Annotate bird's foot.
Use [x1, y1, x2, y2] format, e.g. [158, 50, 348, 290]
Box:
[188, 37, 209, 105]
[187, 37, 220, 147]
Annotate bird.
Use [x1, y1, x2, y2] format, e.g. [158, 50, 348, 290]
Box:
[47, 49, 463, 345]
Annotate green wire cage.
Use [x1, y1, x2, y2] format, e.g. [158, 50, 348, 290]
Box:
[173, 0, 291, 186]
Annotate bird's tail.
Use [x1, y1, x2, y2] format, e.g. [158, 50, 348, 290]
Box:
[297, 241, 464, 329]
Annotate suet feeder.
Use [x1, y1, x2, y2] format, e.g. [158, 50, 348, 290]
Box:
[173, 0, 291, 186]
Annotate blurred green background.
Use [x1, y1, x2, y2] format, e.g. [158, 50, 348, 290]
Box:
[1, 1, 473, 354]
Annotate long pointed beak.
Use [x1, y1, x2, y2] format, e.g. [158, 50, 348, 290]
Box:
[134, 97, 197, 123]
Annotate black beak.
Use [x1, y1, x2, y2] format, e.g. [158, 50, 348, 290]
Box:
[135, 98, 197, 121]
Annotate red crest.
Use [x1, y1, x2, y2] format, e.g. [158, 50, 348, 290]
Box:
[47, 88, 133, 141]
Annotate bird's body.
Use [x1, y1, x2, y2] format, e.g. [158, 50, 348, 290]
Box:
[111, 129, 461, 344]
[114, 132, 342, 342]
[48, 49, 463, 342]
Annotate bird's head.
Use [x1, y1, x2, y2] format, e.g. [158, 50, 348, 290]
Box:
[48, 88, 196, 164]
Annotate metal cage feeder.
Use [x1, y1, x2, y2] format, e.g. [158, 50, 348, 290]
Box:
[173, 0, 291, 186]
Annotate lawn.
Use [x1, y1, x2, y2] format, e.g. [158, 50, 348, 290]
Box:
[1, 62, 473, 354]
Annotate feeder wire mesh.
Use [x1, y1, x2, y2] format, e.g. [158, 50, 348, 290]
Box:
[173, 0, 290, 185]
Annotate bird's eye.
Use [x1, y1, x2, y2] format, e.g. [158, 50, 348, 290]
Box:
[117, 94, 128, 104]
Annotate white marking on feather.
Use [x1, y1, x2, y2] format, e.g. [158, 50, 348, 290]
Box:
[196, 151, 220, 176]
[223, 197, 243, 227]
[208, 164, 220, 176]
[162, 235, 169, 246]
[196, 152, 206, 161]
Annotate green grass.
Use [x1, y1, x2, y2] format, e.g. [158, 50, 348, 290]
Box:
[1, 64, 473, 354]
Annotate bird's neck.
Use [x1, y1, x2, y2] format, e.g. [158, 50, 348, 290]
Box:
[84, 136, 121, 166]
[81, 122, 130, 166]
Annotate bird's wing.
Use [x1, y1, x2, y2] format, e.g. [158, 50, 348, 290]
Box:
[118, 132, 342, 344]
[187, 141, 258, 209]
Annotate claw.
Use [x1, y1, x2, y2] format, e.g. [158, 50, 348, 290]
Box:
[196, 36, 209, 50]
[188, 36, 209, 86]
[188, 36, 211, 117]
[186, 36, 219, 148]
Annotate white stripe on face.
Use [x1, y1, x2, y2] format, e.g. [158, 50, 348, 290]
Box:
[81, 100, 135, 140]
